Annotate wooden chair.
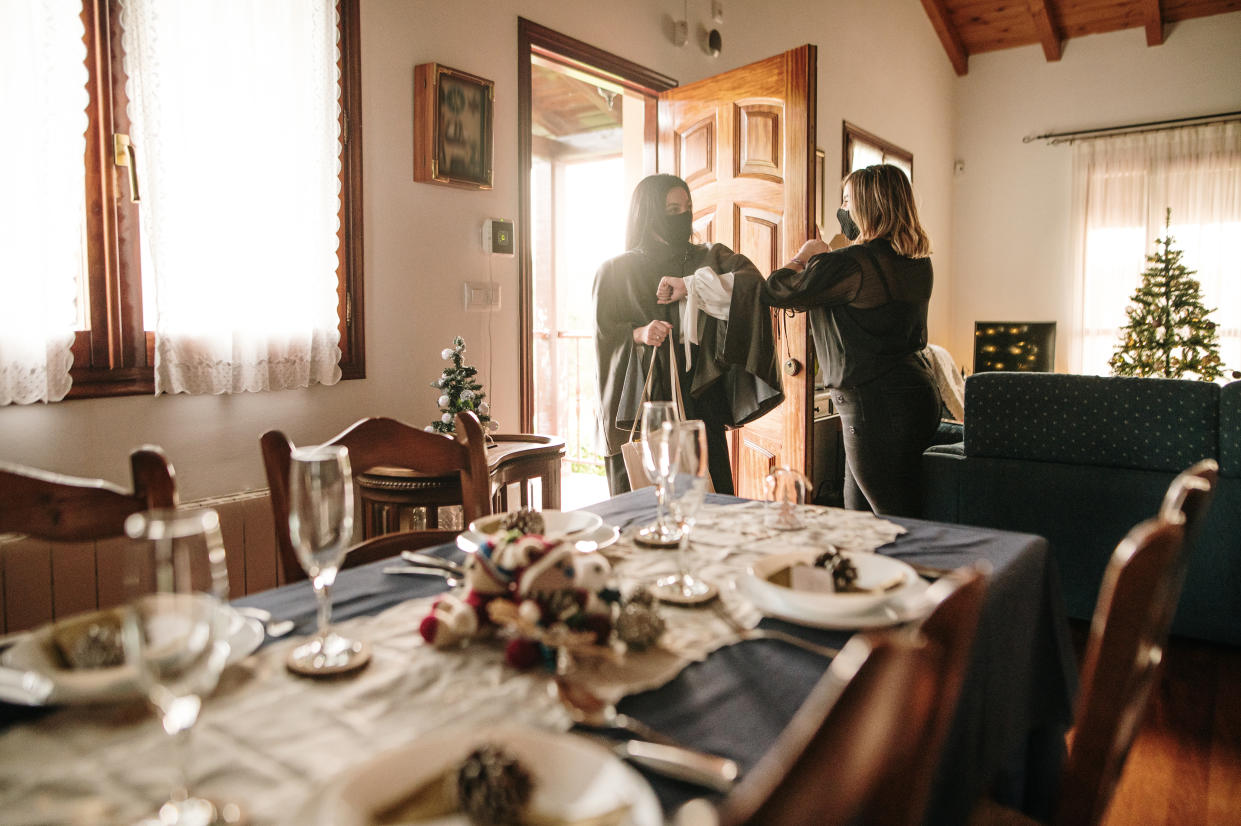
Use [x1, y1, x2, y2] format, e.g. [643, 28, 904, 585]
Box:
[676, 631, 942, 826]
[261, 412, 490, 582]
[869, 565, 989, 826]
[0, 448, 177, 631]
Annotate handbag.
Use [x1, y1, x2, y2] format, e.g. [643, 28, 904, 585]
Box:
[621, 341, 688, 490]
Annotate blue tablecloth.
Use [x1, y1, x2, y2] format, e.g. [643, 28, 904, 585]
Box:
[234, 490, 1077, 824]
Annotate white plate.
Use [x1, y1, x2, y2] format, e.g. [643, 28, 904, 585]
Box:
[1, 604, 263, 706]
[297, 724, 662, 826]
[737, 556, 931, 630]
[745, 550, 921, 617]
[458, 509, 606, 552]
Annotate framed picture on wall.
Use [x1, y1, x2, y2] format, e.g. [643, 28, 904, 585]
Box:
[413, 62, 494, 189]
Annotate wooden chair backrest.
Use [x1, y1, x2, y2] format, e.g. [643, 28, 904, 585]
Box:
[1055, 516, 1188, 826]
[261, 412, 490, 582]
[719, 631, 942, 826]
[0, 448, 177, 541]
[1158, 458, 1217, 547]
[868, 565, 989, 826]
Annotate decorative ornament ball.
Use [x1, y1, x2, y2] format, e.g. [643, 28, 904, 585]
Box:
[488, 420, 500, 432]
[441, 348, 454, 360]
[616, 602, 666, 650]
[461, 389, 475, 400]
[441, 413, 453, 424]
[424, 425, 434, 432]
[517, 599, 542, 625]
[438, 394, 450, 408]
[479, 401, 490, 415]
[433, 378, 444, 388]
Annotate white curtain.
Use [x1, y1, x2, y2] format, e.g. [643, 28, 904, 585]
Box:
[1070, 121, 1241, 376]
[119, 0, 343, 395]
[0, 1, 86, 404]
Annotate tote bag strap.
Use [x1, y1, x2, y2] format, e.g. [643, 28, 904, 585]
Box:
[668, 336, 686, 418]
[627, 344, 661, 443]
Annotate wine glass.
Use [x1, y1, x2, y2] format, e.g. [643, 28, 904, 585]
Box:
[123, 507, 241, 826]
[654, 420, 715, 600]
[286, 444, 368, 674]
[636, 400, 682, 547]
[765, 467, 810, 530]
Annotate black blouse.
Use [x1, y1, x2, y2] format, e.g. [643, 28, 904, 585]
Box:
[764, 238, 932, 388]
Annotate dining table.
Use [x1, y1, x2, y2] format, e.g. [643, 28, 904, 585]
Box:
[0, 490, 1077, 825]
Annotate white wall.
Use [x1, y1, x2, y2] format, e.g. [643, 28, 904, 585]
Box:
[950, 12, 1241, 373]
[0, 0, 955, 499]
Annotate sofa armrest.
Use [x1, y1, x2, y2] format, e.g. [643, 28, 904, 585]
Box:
[921, 446, 965, 523]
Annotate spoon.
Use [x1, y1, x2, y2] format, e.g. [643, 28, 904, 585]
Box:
[551, 677, 680, 746]
[235, 606, 297, 639]
[550, 678, 740, 792]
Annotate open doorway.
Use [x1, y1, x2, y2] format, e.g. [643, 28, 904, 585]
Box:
[518, 20, 674, 509]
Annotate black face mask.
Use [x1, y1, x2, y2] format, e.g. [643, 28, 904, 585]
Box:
[655, 210, 693, 247]
[837, 208, 860, 241]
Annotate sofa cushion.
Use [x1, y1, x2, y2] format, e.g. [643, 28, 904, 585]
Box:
[964, 373, 1219, 473]
[1220, 381, 1241, 477]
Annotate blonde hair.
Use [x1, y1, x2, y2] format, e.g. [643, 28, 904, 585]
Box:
[843, 164, 931, 258]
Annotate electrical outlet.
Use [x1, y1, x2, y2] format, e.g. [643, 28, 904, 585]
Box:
[464, 282, 501, 311]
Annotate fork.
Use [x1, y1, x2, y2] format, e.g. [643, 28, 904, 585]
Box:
[709, 598, 839, 659]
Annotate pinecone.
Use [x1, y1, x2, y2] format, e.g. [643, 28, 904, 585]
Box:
[626, 585, 656, 607]
[813, 547, 859, 592]
[455, 743, 533, 826]
[501, 508, 545, 535]
[616, 602, 666, 650]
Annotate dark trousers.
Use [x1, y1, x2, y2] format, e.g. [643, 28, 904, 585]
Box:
[832, 367, 940, 517]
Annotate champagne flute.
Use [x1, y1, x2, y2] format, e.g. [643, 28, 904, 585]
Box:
[286, 444, 367, 673]
[123, 507, 242, 826]
[655, 420, 715, 600]
[637, 400, 682, 547]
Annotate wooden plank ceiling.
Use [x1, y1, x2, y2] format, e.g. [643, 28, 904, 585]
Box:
[919, 0, 1241, 75]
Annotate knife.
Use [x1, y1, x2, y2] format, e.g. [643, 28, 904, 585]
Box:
[613, 739, 739, 793]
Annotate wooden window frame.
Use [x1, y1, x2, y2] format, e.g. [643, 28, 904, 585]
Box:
[841, 121, 914, 180]
[66, 0, 364, 400]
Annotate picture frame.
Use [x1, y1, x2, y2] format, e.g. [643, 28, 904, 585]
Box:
[413, 63, 494, 189]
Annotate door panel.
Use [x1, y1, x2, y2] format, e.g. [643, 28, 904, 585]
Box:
[658, 46, 816, 497]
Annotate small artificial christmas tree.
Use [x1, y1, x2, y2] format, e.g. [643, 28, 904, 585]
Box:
[1109, 209, 1223, 381]
[428, 336, 497, 435]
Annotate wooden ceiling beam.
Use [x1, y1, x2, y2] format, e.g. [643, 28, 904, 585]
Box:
[919, 0, 969, 76]
[1142, 0, 1164, 46]
[1026, 0, 1063, 61]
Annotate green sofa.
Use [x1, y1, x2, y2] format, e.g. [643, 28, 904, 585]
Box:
[921, 372, 1240, 646]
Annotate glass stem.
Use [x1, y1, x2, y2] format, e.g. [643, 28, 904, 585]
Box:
[654, 478, 669, 532]
[169, 726, 192, 804]
[314, 578, 333, 639]
[676, 531, 694, 593]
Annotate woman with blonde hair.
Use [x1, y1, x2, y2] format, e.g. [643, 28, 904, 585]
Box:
[763, 164, 940, 516]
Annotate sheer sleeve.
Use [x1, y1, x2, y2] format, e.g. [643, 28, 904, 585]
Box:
[763, 250, 862, 309]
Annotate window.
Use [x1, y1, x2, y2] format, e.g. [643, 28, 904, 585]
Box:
[0, 0, 363, 403]
[1072, 122, 1241, 376]
[842, 121, 913, 180]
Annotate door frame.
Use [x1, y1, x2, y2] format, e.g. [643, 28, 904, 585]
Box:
[516, 18, 677, 431]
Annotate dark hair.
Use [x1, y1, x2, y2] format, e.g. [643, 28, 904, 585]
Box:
[626, 174, 690, 250]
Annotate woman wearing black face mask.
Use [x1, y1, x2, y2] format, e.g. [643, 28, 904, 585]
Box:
[763, 164, 940, 517]
[594, 174, 784, 496]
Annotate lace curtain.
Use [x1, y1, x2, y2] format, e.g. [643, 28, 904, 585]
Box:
[120, 0, 343, 394]
[1070, 121, 1241, 376]
[0, 2, 86, 405]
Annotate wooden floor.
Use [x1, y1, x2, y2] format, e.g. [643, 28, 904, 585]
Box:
[1067, 622, 1241, 825]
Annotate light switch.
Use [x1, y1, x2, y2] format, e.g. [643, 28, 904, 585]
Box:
[464, 281, 501, 311]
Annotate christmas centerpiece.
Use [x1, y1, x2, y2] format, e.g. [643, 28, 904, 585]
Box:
[418, 509, 665, 669]
[1109, 209, 1223, 381]
[429, 336, 499, 434]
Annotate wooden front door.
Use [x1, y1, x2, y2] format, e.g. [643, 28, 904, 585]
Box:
[657, 46, 817, 498]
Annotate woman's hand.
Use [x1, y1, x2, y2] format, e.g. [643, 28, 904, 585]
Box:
[633, 320, 673, 346]
[656, 277, 688, 305]
[793, 238, 830, 263]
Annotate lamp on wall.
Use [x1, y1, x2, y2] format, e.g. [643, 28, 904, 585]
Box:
[671, 0, 688, 46]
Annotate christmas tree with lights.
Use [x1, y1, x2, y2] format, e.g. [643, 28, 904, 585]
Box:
[1109, 209, 1223, 381]
[428, 337, 497, 435]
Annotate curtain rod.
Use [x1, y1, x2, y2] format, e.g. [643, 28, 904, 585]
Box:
[1023, 110, 1241, 145]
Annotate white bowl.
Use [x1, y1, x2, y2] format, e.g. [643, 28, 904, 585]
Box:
[467, 509, 603, 540]
[744, 550, 918, 618]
